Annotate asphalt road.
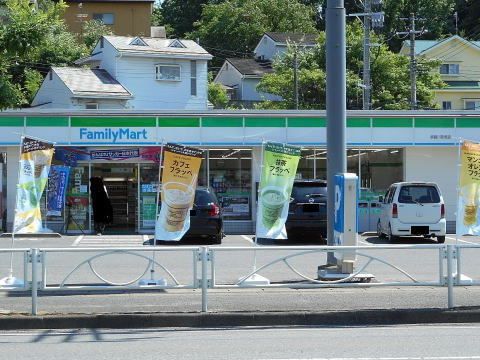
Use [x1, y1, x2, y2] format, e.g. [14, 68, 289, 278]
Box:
[1, 324, 480, 360]
[1, 233, 480, 314]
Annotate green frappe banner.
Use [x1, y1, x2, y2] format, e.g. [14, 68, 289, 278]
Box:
[256, 142, 301, 239]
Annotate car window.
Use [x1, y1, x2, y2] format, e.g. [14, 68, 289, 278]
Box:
[398, 185, 440, 204]
[387, 186, 396, 203]
[194, 190, 218, 205]
[383, 188, 391, 203]
[291, 182, 327, 202]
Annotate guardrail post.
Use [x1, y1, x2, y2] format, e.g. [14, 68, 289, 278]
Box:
[447, 245, 454, 309]
[31, 248, 39, 315]
[201, 247, 209, 313]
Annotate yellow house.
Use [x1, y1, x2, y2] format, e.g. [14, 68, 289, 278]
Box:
[400, 35, 480, 110]
[63, 0, 154, 37]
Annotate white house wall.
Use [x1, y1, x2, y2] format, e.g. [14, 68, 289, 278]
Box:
[116, 56, 208, 110]
[214, 64, 242, 98]
[96, 40, 119, 77]
[254, 36, 279, 60]
[31, 72, 74, 108]
[404, 146, 457, 223]
[242, 78, 282, 101]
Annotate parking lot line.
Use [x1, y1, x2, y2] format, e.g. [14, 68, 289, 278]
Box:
[72, 235, 84, 247]
[241, 235, 254, 244]
[447, 236, 479, 245]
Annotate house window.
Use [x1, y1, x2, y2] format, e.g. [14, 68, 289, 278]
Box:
[465, 100, 480, 110]
[442, 101, 452, 110]
[155, 64, 181, 81]
[85, 103, 98, 110]
[169, 39, 186, 48]
[93, 13, 114, 25]
[190, 60, 197, 96]
[440, 63, 459, 75]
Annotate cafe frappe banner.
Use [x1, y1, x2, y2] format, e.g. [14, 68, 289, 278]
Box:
[256, 142, 301, 239]
[13, 137, 55, 233]
[457, 141, 480, 235]
[47, 165, 70, 217]
[155, 143, 203, 241]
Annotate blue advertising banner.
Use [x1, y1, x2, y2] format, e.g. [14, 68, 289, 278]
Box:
[47, 166, 70, 217]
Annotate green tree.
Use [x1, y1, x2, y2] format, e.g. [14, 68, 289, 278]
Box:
[0, 0, 87, 109]
[455, 0, 480, 37]
[257, 21, 444, 110]
[190, 0, 317, 66]
[82, 19, 113, 51]
[208, 75, 229, 109]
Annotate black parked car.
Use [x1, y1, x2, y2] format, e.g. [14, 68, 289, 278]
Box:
[286, 179, 327, 241]
[184, 187, 224, 244]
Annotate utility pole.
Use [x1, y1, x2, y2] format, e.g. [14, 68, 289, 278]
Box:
[348, 0, 384, 110]
[397, 14, 426, 110]
[326, 0, 346, 264]
[363, 0, 371, 110]
[293, 49, 299, 110]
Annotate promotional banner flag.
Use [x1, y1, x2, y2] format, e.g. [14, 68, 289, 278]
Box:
[155, 143, 203, 241]
[47, 165, 70, 217]
[13, 137, 55, 233]
[256, 142, 301, 239]
[457, 141, 480, 235]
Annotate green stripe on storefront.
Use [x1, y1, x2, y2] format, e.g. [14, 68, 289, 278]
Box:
[245, 117, 286, 127]
[158, 117, 200, 127]
[415, 118, 454, 128]
[71, 117, 156, 127]
[347, 118, 370, 127]
[288, 117, 326, 127]
[456, 118, 480, 128]
[372, 118, 413, 127]
[26, 117, 69, 127]
[202, 117, 243, 127]
[0, 117, 24, 127]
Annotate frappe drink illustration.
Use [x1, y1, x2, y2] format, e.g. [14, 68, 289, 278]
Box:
[162, 182, 194, 232]
[463, 182, 479, 226]
[261, 186, 288, 228]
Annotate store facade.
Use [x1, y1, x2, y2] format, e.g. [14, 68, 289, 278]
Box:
[0, 111, 477, 234]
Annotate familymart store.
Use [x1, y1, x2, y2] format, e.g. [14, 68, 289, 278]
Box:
[0, 110, 477, 234]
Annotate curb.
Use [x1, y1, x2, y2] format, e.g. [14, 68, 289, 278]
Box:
[2, 308, 480, 330]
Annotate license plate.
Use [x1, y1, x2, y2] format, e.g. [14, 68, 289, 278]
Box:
[303, 204, 320, 212]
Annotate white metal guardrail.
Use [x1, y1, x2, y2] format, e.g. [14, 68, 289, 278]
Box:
[0, 244, 478, 314]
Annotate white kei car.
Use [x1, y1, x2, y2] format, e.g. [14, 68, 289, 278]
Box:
[377, 182, 446, 243]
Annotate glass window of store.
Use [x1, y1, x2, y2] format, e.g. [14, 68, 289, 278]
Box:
[297, 149, 315, 180]
[0, 152, 6, 231]
[209, 148, 252, 220]
[65, 165, 90, 232]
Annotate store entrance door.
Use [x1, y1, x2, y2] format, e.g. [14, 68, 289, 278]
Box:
[92, 164, 138, 233]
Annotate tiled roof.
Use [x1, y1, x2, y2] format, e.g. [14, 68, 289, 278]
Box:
[103, 35, 212, 59]
[53, 67, 132, 99]
[226, 58, 274, 77]
[264, 32, 318, 45]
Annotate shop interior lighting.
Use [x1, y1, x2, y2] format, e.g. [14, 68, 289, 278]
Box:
[390, 150, 399, 154]
[103, 177, 127, 182]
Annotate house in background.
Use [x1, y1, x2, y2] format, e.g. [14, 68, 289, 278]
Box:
[63, 0, 154, 37]
[400, 35, 480, 110]
[214, 32, 317, 107]
[32, 35, 212, 110]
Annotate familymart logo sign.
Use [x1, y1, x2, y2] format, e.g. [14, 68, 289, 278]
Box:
[77, 127, 153, 144]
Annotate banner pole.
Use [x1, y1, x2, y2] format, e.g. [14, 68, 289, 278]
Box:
[455, 137, 463, 245]
[151, 140, 165, 281]
[253, 139, 266, 272]
[3, 137, 24, 284]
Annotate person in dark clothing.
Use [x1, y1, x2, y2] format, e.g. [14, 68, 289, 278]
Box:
[90, 177, 113, 235]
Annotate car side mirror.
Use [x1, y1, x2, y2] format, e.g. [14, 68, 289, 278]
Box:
[378, 196, 384, 203]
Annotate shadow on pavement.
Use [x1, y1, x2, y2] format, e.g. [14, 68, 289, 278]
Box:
[364, 236, 439, 245]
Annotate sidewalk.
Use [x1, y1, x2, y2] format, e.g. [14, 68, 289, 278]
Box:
[2, 286, 480, 329]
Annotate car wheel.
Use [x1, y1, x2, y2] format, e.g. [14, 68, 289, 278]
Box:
[437, 235, 446, 244]
[377, 220, 385, 238]
[211, 233, 222, 245]
[388, 224, 398, 243]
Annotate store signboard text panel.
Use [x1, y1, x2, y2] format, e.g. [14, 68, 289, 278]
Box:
[0, 115, 479, 146]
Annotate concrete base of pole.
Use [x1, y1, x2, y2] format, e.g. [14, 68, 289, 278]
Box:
[138, 278, 167, 287]
[318, 267, 375, 283]
[0, 276, 25, 288]
[238, 274, 271, 286]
